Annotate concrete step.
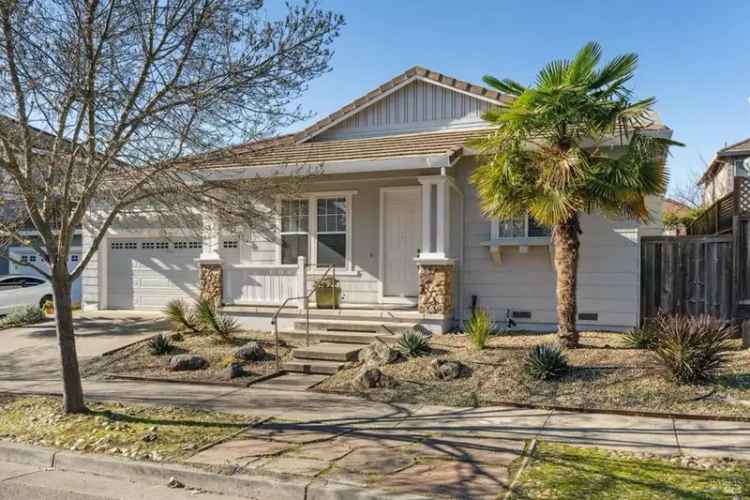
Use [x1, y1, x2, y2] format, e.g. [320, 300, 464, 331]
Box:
[281, 359, 346, 375]
[279, 330, 398, 345]
[294, 319, 416, 335]
[293, 342, 362, 362]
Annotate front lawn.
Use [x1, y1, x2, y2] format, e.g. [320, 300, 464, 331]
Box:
[316, 331, 750, 417]
[509, 441, 750, 499]
[0, 395, 255, 462]
[81, 331, 295, 385]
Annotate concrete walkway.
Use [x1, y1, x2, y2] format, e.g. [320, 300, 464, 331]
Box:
[1, 376, 749, 461]
[0, 311, 166, 381]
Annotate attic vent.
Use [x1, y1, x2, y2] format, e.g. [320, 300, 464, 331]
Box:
[579, 313, 599, 321]
[511, 311, 531, 319]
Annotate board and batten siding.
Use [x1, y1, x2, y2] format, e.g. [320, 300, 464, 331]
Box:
[455, 158, 645, 330]
[315, 79, 497, 141]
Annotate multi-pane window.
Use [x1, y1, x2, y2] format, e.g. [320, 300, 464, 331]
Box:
[316, 198, 347, 268]
[223, 240, 239, 249]
[495, 214, 551, 239]
[281, 199, 309, 265]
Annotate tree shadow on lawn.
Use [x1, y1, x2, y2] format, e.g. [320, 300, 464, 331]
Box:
[88, 408, 251, 430]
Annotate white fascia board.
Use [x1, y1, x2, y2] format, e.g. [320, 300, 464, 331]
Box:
[198, 154, 454, 182]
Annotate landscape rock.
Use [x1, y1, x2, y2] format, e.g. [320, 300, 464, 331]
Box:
[226, 362, 245, 379]
[358, 341, 400, 367]
[167, 477, 185, 489]
[168, 354, 208, 371]
[431, 359, 471, 380]
[353, 367, 397, 390]
[234, 341, 266, 362]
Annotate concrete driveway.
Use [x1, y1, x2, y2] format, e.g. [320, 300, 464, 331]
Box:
[0, 311, 167, 381]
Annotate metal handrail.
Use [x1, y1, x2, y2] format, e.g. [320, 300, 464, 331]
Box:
[270, 263, 337, 370]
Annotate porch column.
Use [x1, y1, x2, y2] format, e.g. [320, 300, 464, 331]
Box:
[416, 176, 455, 315]
[197, 209, 223, 306]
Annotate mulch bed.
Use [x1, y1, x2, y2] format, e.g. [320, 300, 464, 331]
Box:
[316, 331, 750, 417]
[81, 331, 295, 386]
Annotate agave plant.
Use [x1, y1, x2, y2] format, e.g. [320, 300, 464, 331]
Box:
[195, 299, 240, 340]
[523, 344, 569, 381]
[148, 334, 174, 355]
[653, 314, 733, 384]
[163, 299, 201, 333]
[465, 308, 493, 350]
[398, 330, 431, 358]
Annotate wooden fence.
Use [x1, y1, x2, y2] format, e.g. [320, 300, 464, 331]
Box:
[642, 214, 750, 322]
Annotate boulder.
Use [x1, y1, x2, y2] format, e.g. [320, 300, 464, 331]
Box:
[353, 367, 397, 390]
[226, 362, 245, 379]
[431, 359, 471, 380]
[234, 341, 266, 362]
[168, 354, 208, 371]
[358, 341, 400, 367]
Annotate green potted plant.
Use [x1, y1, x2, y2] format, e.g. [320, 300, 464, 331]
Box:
[315, 276, 341, 309]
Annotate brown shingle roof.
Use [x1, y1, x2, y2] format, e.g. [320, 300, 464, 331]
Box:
[196, 129, 490, 169]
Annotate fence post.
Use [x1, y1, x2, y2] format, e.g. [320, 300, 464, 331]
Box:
[297, 256, 307, 312]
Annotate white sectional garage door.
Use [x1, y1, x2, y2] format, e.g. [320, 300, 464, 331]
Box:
[107, 238, 201, 310]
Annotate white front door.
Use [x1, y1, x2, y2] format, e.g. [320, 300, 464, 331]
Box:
[380, 187, 422, 301]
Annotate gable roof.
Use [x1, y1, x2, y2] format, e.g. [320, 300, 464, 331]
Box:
[295, 65, 512, 143]
[698, 136, 750, 184]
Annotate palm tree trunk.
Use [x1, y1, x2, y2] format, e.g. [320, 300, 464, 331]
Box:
[51, 264, 88, 414]
[553, 214, 581, 348]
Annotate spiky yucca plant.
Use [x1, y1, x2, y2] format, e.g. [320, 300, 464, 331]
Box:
[622, 322, 660, 349]
[398, 330, 431, 358]
[195, 299, 240, 340]
[148, 334, 174, 355]
[164, 299, 201, 333]
[523, 344, 569, 381]
[470, 42, 680, 348]
[465, 308, 493, 350]
[653, 314, 733, 384]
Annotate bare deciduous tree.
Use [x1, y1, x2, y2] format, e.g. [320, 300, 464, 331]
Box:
[0, 0, 343, 413]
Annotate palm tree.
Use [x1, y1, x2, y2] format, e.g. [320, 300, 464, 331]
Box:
[470, 42, 678, 348]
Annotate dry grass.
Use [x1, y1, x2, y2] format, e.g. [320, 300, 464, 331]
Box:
[317, 331, 750, 417]
[81, 331, 295, 385]
[0, 395, 254, 462]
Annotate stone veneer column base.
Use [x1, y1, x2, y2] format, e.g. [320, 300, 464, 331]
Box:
[417, 264, 454, 315]
[199, 264, 223, 306]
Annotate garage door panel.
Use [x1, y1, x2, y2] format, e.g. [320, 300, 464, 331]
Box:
[108, 238, 201, 310]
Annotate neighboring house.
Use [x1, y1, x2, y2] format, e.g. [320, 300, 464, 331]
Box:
[0, 116, 83, 302]
[699, 137, 750, 205]
[82, 66, 671, 332]
[662, 198, 691, 236]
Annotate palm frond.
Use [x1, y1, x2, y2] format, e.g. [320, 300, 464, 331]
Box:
[483, 75, 525, 96]
[567, 41, 602, 84]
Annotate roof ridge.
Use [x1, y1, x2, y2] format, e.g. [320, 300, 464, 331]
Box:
[719, 135, 750, 154]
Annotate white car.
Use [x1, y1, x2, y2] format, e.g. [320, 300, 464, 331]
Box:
[0, 275, 53, 315]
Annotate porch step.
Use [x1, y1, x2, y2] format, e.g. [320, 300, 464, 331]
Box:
[293, 319, 417, 335]
[293, 342, 362, 362]
[281, 360, 347, 375]
[279, 330, 398, 345]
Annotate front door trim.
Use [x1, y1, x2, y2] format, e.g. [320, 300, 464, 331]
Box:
[378, 185, 421, 305]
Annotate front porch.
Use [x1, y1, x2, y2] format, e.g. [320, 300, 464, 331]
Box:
[196, 171, 465, 333]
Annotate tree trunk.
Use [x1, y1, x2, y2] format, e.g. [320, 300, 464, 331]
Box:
[553, 214, 581, 348]
[51, 265, 88, 414]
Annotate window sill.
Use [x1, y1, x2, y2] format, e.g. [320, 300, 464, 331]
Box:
[480, 237, 551, 247]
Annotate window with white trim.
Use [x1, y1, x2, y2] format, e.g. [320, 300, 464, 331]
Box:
[316, 197, 347, 268]
[493, 214, 551, 239]
[280, 199, 309, 265]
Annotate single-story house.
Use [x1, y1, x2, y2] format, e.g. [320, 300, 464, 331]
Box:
[81, 66, 671, 333]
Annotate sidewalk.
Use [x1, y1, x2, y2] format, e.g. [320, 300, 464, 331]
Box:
[1, 376, 748, 460]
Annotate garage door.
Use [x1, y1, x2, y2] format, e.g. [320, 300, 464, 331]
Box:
[107, 238, 201, 310]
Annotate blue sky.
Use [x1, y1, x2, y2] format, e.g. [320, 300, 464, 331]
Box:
[289, 0, 750, 196]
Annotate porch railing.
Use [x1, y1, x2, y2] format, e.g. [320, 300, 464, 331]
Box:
[688, 176, 750, 236]
[270, 259, 336, 371]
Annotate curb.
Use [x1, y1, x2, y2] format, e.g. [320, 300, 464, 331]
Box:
[0, 441, 424, 500]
